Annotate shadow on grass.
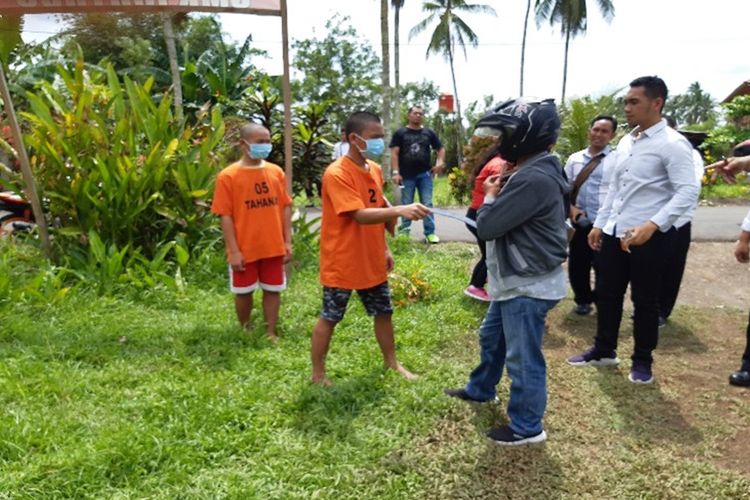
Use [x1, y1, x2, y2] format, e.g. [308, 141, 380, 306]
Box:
[592, 369, 703, 445]
[658, 320, 708, 354]
[1, 320, 277, 372]
[441, 438, 566, 499]
[288, 371, 388, 438]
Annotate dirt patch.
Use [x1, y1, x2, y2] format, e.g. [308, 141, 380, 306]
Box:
[679, 242, 750, 310]
[716, 426, 750, 477]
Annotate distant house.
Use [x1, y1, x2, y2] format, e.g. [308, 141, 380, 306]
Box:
[723, 80, 750, 104]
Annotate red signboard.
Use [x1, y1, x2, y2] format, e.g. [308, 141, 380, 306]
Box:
[0, 0, 281, 15]
[438, 93, 454, 113]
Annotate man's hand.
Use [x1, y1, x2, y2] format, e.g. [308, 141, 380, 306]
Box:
[483, 174, 503, 198]
[570, 206, 585, 223]
[431, 163, 445, 175]
[397, 203, 430, 221]
[385, 249, 395, 272]
[229, 251, 245, 271]
[620, 221, 658, 253]
[735, 234, 750, 263]
[284, 243, 293, 264]
[588, 227, 603, 251]
[710, 156, 750, 184]
[391, 173, 403, 185]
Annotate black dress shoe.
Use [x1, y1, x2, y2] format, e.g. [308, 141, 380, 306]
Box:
[729, 370, 750, 387]
[443, 388, 497, 403]
[574, 303, 592, 316]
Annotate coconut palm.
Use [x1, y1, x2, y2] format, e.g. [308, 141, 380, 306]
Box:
[380, 0, 392, 172]
[535, 0, 614, 103]
[392, 0, 405, 123]
[520, 0, 531, 95]
[410, 0, 496, 162]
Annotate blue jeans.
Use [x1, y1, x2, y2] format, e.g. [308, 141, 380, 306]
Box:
[399, 171, 435, 236]
[464, 296, 559, 436]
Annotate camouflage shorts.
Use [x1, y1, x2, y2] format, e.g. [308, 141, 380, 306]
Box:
[321, 282, 393, 323]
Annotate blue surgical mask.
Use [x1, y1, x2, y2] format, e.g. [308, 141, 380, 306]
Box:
[248, 143, 272, 160]
[355, 135, 385, 158]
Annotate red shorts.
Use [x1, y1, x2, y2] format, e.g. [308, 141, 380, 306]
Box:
[229, 256, 286, 294]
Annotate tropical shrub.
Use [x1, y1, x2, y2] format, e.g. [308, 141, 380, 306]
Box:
[557, 92, 624, 162]
[21, 59, 224, 267]
[703, 95, 750, 162]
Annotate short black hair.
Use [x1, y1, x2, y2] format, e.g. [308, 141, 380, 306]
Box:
[345, 111, 381, 137]
[629, 76, 668, 110]
[590, 115, 618, 132]
[408, 105, 423, 114]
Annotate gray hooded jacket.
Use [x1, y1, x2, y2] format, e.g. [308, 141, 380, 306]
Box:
[477, 152, 569, 295]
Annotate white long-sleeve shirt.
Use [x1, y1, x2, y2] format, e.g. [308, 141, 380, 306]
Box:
[673, 149, 705, 228]
[594, 119, 700, 237]
[564, 145, 616, 222]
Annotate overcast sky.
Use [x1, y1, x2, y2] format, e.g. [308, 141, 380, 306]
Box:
[20, 0, 750, 110]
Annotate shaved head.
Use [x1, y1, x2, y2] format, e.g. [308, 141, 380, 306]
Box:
[240, 123, 270, 142]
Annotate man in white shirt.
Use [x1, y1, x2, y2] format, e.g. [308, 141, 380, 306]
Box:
[331, 127, 349, 160]
[564, 115, 618, 316]
[567, 76, 700, 384]
[658, 116, 705, 326]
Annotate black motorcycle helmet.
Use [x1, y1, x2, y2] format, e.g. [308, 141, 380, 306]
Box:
[473, 98, 560, 163]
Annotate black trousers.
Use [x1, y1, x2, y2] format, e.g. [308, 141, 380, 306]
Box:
[659, 222, 691, 319]
[743, 311, 750, 369]
[465, 208, 488, 288]
[568, 224, 598, 305]
[594, 230, 670, 365]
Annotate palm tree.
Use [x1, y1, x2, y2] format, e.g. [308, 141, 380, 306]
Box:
[535, 0, 614, 103]
[380, 0, 392, 173]
[392, 0, 405, 124]
[410, 0, 496, 162]
[520, 0, 531, 95]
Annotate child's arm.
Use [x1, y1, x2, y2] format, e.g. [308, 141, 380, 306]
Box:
[350, 203, 430, 225]
[283, 204, 293, 263]
[220, 215, 245, 271]
[385, 241, 395, 272]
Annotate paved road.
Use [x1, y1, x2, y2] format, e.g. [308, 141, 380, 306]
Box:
[302, 205, 750, 242]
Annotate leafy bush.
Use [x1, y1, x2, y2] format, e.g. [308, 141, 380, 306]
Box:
[21, 59, 224, 266]
[556, 92, 624, 162]
[290, 208, 321, 267]
[703, 95, 750, 162]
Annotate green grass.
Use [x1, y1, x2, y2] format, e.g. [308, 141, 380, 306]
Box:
[1, 240, 749, 498]
[702, 181, 750, 200]
[432, 175, 458, 207]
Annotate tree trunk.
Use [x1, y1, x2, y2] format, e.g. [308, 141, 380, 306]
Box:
[561, 28, 570, 104]
[447, 42, 464, 166]
[380, 0, 391, 159]
[0, 65, 51, 257]
[393, 4, 401, 127]
[162, 13, 183, 123]
[520, 0, 531, 95]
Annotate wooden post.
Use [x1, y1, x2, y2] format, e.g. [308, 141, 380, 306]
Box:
[162, 13, 184, 123]
[280, 0, 293, 195]
[0, 64, 51, 257]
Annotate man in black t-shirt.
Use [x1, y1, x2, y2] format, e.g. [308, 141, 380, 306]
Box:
[390, 106, 445, 243]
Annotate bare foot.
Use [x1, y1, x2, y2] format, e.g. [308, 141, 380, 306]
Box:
[266, 332, 279, 344]
[388, 363, 419, 381]
[311, 375, 333, 386]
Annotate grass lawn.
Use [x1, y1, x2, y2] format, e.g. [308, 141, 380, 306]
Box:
[1, 239, 749, 498]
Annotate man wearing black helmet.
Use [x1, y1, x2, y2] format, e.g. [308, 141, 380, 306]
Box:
[444, 98, 568, 446]
[567, 76, 699, 385]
